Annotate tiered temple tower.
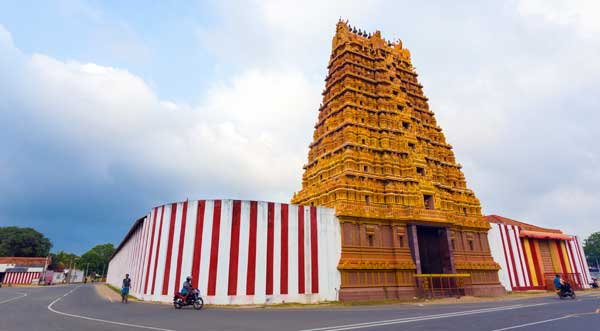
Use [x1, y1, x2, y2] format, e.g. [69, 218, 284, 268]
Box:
[292, 21, 503, 300]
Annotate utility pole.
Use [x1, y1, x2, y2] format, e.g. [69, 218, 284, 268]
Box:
[100, 263, 106, 282]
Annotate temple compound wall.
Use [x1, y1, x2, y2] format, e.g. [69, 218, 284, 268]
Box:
[487, 215, 592, 291]
[107, 200, 341, 304]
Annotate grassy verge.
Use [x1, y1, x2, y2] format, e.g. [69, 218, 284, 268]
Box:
[105, 283, 137, 300]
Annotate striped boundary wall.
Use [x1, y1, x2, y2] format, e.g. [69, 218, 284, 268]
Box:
[107, 199, 342, 304]
[488, 222, 592, 291]
[2, 272, 41, 285]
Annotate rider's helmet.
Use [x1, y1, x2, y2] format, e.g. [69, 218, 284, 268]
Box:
[186, 276, 192, 281]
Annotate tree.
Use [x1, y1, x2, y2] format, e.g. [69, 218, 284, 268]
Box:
[584, 232, 600, 268]
[49, 251, 80, 271]
[79, 243, 115, 277]
[0, 226, 52, 257]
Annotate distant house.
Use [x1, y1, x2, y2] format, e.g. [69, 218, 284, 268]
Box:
[0, 257, 50, 286]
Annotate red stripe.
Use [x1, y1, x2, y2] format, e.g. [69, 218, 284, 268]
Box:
[162, 203, 178, 295]
[151, 206, 166, 295]
[556, 241, 568, 274]
[310, 206, 319, 293]
[130, 226, 138, 289]
[566, 241, 580, 284]
[207, 200, 222, 296]
[135, 223, 144, 291]
[574, 237, 588, 282]
[144, 209, 159, 294]
[138, 217, 150, 293]
[246, 201, 258, 295]
[174, 200, 188, 292]
[521, 238, 535, 288]
[528, 239, 544, 286]
[228, 200, 242, 296]
[266, 202, 275, 295]
[512, 227, 528, 286]
[503, 225, 520, 287]
[498, 224, 514, 288]
[297, 206, 305, 294]
[280, 203, 289, 294]
[191, 201, 206, 289]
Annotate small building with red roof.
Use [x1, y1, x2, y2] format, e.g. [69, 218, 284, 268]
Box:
[485, 215, 592, 291]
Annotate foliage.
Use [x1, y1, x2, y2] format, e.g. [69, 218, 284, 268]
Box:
[0, 226, 52, 257]
[584, 232, 600, 266]
[49, 251, 80, 271]
[79, 243, 115, 276]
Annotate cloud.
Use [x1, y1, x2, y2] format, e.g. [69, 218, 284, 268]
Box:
[0, 25, 318, 252]
[517, 0, 600, 37]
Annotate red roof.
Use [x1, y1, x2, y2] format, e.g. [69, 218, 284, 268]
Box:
[484, 215, 563, 234]
[0, 257, 50, 266]
[519, 230, 573, 241]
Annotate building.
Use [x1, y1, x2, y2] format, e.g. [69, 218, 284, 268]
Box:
[0, 257, 49, 286]
[487, 215, 592, 291]
[108, 200, 341, 304]
[291, 21, 502, 300]
[49, 269, 85, 284]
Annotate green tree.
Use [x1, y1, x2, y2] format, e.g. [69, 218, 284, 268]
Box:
[79, 243, 115, 277]
[49, 251, 80, 271]
[584, 232, 600, 268]
[0, 226, 52, 257]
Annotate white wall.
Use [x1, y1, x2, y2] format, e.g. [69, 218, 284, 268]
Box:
[108, 199, 341, 304]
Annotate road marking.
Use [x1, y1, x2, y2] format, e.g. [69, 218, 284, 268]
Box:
[0, 292, 27, 304]
[299, 303, 549, 331]
[47, 285, 175, 331]
[489, 316, 572, 331]
[489, 311, 600, 331]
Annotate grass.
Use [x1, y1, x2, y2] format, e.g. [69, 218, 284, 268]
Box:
[105, 283, 137, 300]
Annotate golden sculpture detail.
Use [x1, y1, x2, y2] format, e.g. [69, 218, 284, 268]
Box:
[292, 21, 503, 300]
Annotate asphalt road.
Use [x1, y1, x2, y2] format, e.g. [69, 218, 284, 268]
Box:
[0, 284, 599, 331]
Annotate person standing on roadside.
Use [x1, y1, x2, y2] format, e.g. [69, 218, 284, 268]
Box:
[121, 274, 131, 304]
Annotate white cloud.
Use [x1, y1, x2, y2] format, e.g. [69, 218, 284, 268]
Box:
[517, 0, 600, 37]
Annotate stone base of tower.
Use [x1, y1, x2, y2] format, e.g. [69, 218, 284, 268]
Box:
[339, 286, 417, 302]
[465, 284, 506, 297]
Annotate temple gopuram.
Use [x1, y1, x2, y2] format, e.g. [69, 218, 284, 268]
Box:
[292, 21, 504, 300]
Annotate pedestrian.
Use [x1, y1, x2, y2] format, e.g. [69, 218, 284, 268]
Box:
[121, 274, 131, 304]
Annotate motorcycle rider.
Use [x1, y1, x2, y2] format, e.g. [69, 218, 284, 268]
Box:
[554, 274, 571, 295]
[181, 276, 193, 302]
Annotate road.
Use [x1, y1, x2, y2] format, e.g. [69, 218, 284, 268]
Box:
[0, 284, 599, 331]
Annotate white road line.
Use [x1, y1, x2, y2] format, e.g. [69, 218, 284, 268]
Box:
[47, 285, 175, 331]
[0, 292, 27, 304]
[489, 315, 572, 331]
[299, 303, 549, 331]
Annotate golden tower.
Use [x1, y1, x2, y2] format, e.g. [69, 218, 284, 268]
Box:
[292, 21, 503, 300]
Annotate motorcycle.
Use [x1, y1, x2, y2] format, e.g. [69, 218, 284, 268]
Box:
[173, 288, 204, 310]
[556, 282, 576, 300]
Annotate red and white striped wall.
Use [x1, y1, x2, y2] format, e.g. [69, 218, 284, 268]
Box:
[2, 272, 41, 285]
[107, 199, 342, 304]
[568, 236, 594, 287]
[488, 222, 591, 291]
[488, 223, 532, 291]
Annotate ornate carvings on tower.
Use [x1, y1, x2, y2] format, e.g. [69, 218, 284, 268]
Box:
[292, 21, 503, 300]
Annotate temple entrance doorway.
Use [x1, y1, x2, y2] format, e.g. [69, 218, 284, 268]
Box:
[416, 226, 453, 274]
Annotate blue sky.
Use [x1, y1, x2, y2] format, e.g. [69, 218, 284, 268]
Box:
[1, 0, 599, 253]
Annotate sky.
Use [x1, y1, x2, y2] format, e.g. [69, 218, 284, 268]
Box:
[0, 0, 599, 254]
